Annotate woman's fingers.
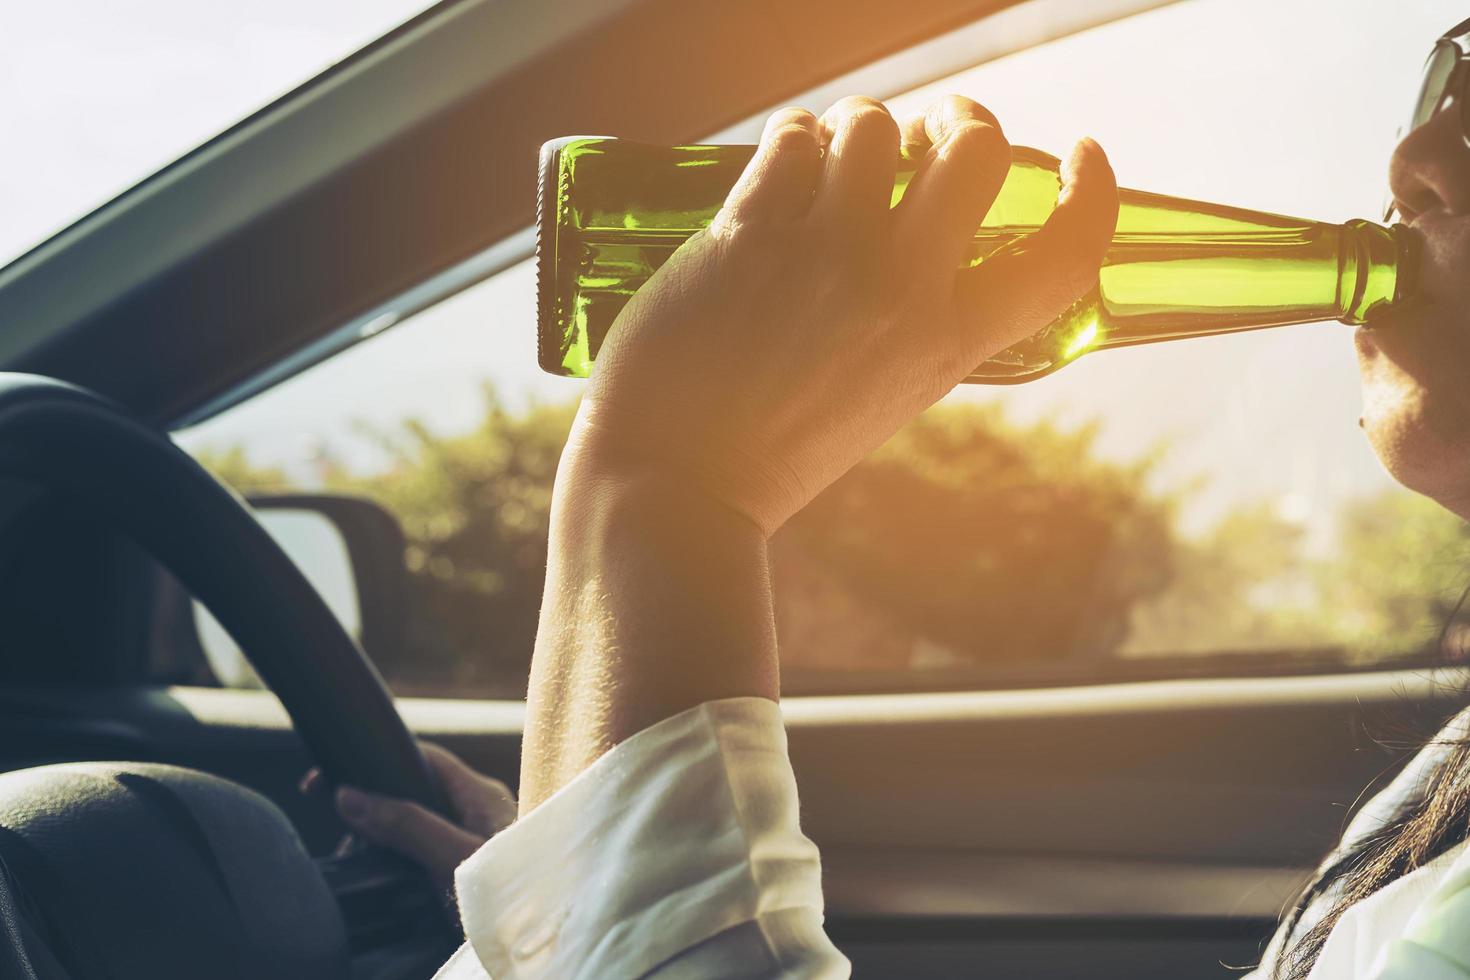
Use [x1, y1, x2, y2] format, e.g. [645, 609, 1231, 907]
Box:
[299, 744, 516, 892]
[894, 96, 1011, 272]
[900, 94, 1003, 161]
[951, 137, 1119, 363]
[812, 96, 901, 241]
[719, 107, 822, 229]
[300, 741, 518, 841]
[420, 741, 518, 835]
[335, 785, 487, 887]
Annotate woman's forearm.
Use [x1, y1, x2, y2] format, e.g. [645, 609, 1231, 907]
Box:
[517, 461, 778, 812]
[514, 98, 1116, 813]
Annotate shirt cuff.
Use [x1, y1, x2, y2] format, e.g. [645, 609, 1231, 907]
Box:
[452, 697, 837, 980]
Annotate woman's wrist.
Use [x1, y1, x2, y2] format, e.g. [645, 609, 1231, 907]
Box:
[553, 438, 770, 544]
[520, 443, 779, 809]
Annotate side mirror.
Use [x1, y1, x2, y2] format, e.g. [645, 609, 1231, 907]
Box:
[190, 494, 408, 689]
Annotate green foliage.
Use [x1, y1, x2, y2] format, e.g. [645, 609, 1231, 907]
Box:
[326, 389, 576, 696]
[194, 389, 1470, 695]
[1314, 490, 1470, 658]
[1125, 491, 1470, 664]
[1124, 501, 1317, 656]
[777, 402, 1177, 669]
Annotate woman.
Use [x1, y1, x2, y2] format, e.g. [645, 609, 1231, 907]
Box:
[315, 15, 1470, 979]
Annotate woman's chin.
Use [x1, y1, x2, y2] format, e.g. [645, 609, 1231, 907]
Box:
[1358, 376, 1470, 515]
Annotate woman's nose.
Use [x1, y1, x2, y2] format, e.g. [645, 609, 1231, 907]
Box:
[1389, 98, 1470, 219]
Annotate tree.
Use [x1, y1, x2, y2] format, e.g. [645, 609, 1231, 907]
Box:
[1123, 489, 1470, 666]
[1313, 490, 1470, 660]
[194, 388, 1470, 697]
[1123, 501, 1315, 657]
[325, 388, 577, 696]
[775, 402, 1179, 675]
[193, 392, 573, 696]
[196, 393, 1190, 694]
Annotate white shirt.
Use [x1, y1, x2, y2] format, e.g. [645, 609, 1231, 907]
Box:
[434, 697, 1470, 980]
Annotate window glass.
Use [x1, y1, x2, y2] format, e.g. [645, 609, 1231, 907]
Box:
[177, 0, 1470, 698]
[193, 508, 361, 689]
[0, 0, 433, 268]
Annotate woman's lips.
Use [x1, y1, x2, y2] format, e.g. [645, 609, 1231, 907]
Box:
[1354, 218, 1437, 354]
[1397, 211, 1453, 307]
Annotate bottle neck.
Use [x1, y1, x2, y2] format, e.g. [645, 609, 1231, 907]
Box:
[1340, 220, 1416, 325]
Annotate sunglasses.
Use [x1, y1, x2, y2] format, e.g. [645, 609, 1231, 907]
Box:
[1384, 15, 1470, 222]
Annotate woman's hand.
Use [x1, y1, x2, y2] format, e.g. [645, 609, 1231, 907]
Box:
[564, 95, 1118, 537]
[301, 742, 517, 893]
[520, 95, 1118, 808]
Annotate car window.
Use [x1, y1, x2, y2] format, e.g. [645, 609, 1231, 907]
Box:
[0, 0, 434, 269]
[176, 0, 1470, 699]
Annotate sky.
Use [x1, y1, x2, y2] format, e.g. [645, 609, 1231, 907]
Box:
[0, 0, 431, 267]
[5, 0, 1467, 549]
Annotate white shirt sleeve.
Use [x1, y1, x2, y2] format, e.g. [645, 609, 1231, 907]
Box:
[1365, 843, 1470, 980]
[432, 697, 851, 980]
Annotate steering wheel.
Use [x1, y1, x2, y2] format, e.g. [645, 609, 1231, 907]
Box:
[0, 374, 451, 979]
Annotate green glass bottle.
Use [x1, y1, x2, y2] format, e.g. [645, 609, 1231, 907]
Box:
[536, 136, 1415, 383]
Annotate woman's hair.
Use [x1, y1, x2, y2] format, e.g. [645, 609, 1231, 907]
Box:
[1272, 585, 1470, 980]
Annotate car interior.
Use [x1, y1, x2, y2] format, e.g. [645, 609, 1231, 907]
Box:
[0, 0, 1467, 977]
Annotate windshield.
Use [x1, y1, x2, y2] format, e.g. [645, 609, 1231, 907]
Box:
[0, 0, 435, 269]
